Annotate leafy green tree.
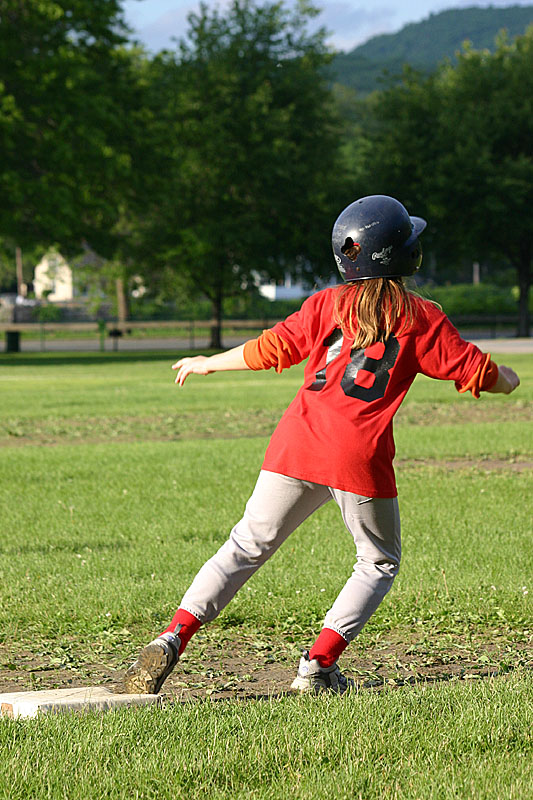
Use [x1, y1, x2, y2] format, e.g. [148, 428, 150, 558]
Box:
[352, 29, 533, 336]
[0, 1, 135, 259]
[134, 0, 347, 347]
[438, 31, 533, 337]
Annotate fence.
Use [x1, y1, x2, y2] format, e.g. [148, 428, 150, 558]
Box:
[0, 314, 522, 353]
[0, 319, 281, 353]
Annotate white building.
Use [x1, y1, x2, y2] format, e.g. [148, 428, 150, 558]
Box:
[33, 251, 73, 301]
[256, 271, 338, 301]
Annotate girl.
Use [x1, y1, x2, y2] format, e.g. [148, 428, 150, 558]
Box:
[123, 195, 519, 695]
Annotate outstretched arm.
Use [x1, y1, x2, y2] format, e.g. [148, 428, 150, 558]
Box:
[173, 328, 303, 386]
[172, 344, 249, 386]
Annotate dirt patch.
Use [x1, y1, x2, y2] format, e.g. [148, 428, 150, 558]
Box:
[396, 400, 533, 427]
[0, 410, 279, 448]
[1, 631, 531, 701]
[1, 402, 531, 448]
[397, 457, 533, 473]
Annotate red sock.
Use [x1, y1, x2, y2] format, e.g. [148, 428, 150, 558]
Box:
[309, 627, 348, 668]
[161, 609, 202, 656]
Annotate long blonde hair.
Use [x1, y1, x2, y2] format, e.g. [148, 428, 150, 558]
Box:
[333, 277, 416, 350]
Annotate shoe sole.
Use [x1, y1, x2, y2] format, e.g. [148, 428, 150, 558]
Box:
[290, 675, 325, 694]
[123, 640, 177, 695]
[290, 675, 354, 695]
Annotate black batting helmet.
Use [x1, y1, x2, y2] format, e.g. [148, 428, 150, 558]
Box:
[332, 195, 427, 282]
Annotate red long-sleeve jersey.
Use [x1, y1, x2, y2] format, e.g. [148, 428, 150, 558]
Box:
[244, 288, 497, 497]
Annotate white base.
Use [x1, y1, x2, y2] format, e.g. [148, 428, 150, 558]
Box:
[0, 686, 161, 718]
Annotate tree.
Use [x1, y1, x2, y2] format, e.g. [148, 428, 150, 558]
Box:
[438, 31, 533, 336]
[0, 1, 136, 260]
[351, 29, 533, 336]
[134, 0, 347, 347]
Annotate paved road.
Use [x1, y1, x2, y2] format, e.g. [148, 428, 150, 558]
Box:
[465, 338, 533, 354]
[2, 334, 533, 354]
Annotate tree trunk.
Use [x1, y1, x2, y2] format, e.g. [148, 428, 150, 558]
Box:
[16, 246, 26, 297]
[209, 288, 223, 349]
[516, 248, 531, 338]
[116, 277, 128, 324]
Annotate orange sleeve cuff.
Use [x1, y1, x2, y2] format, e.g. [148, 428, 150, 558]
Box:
[243, 329, 298, 373]
[456, 353, 499, 398]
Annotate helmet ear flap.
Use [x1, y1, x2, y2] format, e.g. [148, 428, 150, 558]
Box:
[410, 241, 423, 270]
[414, 242, 423, 269]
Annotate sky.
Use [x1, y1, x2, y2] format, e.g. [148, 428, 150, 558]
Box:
[122, 0, 533, 53]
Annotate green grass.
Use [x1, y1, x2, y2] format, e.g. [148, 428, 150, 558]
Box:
[0, 350, 531, 799]
[0, 675, 531, 800]
[0, 438, 531, 645]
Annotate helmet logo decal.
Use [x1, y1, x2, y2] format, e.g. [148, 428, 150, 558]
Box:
[341, 237, 361, 262]
[335, 254, 346, 272]
[372, 245, 393, 265]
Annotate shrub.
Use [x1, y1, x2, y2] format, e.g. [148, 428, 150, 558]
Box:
[420, 283, 525, 316]
[32, 304, 63, 323]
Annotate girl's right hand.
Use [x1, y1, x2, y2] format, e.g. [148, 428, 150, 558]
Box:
[492, 365, 520, 394]
[172, 356, 212, 386]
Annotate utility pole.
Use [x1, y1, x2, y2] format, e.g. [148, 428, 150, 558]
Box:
[116, 277, 128, 324]
[8, 247, 24, 351]
[16, 247, 26, 297]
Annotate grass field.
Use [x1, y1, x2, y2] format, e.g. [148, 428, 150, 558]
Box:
[0, 349, 531, 799]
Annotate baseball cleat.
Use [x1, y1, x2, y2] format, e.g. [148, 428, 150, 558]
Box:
[290, 650, 355, 695]
[122, 628, 181, 695]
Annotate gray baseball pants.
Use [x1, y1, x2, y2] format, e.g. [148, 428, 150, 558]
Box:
[180, 470, 401, 642]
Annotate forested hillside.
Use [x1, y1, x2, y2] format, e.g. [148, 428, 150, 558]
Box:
[332, 5, 533, 94]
